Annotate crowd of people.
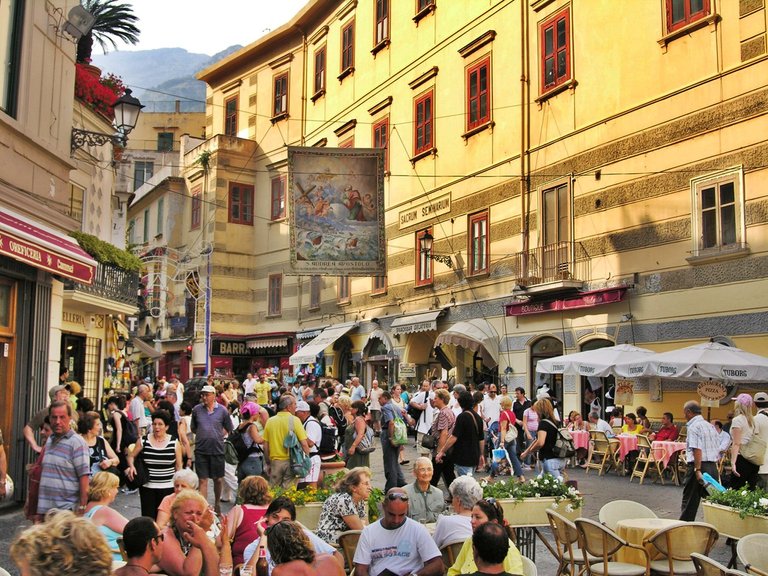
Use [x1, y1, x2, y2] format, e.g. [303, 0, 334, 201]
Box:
[8, 370, 768, 576]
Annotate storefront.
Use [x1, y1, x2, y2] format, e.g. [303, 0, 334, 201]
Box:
[211, 334, 294, 381]
[290, 322, 357, 381]
[390, 310, 444, 383]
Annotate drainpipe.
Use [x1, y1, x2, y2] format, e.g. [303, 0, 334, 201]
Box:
[520, 0, 530, 277]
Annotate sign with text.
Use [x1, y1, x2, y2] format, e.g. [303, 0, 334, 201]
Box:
[614, 379, 635, 405]
[0, 229, 95, 284]
[398, 362, 416, 377]
[697, 381, 727, 408]
[398, 193, 452, 230]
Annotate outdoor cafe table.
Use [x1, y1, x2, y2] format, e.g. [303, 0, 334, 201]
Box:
[617, 434, 639, 461]
[651, 440, 687, 468]
[570, 430, 590, 451]
[615, 518, 684, 565]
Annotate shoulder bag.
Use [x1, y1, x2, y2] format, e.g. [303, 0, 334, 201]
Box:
[741, 421, 767, 466]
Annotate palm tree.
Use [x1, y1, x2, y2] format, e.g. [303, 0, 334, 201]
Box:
[76, 0, 140, 64]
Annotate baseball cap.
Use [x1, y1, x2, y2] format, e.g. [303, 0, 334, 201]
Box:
[49, 384, 67, 401]
[296, 400, 311, 411]
[201, 385, 216, 394]
[754, 392, 768, 405]
[734, 393, 754, 407]
[240, 401, 258, 417]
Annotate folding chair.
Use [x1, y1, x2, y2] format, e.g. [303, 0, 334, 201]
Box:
[644, 521, 718, 575]
[737, 533, 768, 576]
[631, 435, 665, 485]
[574, 518, 650, 576]
[586, 431, 618, 476]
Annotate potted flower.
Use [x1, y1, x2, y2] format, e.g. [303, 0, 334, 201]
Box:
[482, 474, 583, 527]
[269, 470, 384, 529]
[703, 487, 768, 539]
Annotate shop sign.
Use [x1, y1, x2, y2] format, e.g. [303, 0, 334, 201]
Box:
[398, 362, 416, 377]
[614, 379, 635, 405]
[505, 287, 627, 316]
[697, 380, 727, 408]
[211, 339, 289, 356]
[398, 193, 451, 230]
[0, 229, 95, 284]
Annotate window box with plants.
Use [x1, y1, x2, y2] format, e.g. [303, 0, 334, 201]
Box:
[703, 487, 768, 539]
[481, 473, 583, 527]
[269, 470, 384, 530]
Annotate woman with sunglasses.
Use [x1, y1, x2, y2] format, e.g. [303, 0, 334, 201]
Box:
[447, 498, 523, 576]
[316, 467, 372, 545]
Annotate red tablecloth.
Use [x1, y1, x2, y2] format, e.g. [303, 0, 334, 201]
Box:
[570, 430, 590, 451]
[617, 434, 639, 461]
[651, 441, 687, 468]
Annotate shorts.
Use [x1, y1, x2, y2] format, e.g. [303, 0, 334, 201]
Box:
[195, 452, 225, 479]
[370, 409, 382, 423]
[303, 454, 322, 483]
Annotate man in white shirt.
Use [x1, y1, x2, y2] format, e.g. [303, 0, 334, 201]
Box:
[242, 373, 258, 397]
[481, 384, 502, 455]
[130, 384, 151, 436]
[296, 400, 322, 483]
[754, 392, 768, 489]
[409, 379, 435, 455]
[354, 488, 443, 576]
[588, 412, 614, 438]
[449, 384, 465, 416]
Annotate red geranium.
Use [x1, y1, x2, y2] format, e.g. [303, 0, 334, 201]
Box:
[74, 63, 126, 120]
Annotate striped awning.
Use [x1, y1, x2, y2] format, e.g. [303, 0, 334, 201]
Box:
[246, 336, 289, 349]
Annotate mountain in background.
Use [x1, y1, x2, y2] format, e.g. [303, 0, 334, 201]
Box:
[92, 45, 242, 113]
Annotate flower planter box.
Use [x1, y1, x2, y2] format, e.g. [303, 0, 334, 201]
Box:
[499, 497, 582, 528]
[702, 501, 768, 539]
[295, 502, 324, 530]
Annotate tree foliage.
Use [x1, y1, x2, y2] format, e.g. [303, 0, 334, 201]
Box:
[76, 0, 140, 64]
[69, 231, 143, 272]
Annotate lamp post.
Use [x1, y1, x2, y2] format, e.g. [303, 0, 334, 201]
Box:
[419, 231, 454, 268]
[71, 88, 144, 154]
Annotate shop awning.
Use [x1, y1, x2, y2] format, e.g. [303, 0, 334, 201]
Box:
[246, 336, 289, 349]
[390, 310, 443, 335]
[0, 208, 97, 285]
[296, 327, 325, 340]
[363, 329, 393, 352]
[132, 337, 162, 359]
[289, 321, 357, 366]
[435, 318, 500, 368]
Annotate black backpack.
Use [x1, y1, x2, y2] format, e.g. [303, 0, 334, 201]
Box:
[120, 412, 139, 449]
[224, 423, 261, 465]
[318, 420, 338, 454]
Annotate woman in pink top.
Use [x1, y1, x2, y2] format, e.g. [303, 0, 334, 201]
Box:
[226, 475, 271, 566]
[522, 406, 539, 467]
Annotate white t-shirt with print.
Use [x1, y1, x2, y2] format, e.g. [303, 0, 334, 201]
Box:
[353, 517, 441, 576]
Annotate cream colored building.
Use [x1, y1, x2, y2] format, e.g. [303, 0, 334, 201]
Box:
[185, 0, 767, 421]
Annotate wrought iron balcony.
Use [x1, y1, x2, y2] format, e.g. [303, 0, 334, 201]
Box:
[513, 241, 590, 287]
[63, 263, 140, 308]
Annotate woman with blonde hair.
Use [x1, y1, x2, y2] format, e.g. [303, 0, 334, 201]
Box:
[158, 489, 220, 576]
[83, 471, 129, 561]
[730, 393, 760, 489]
[11, 510, 113, 576]
[499, 395, 525, 481]
[316, 466, 372, 545]
[520, 398, 565, 479]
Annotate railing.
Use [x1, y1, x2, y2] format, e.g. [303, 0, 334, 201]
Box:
[513, 241, 590, 285]
[63, 263, 140, 307]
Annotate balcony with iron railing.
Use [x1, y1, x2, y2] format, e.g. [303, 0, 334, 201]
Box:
[512, 241, 590, 292]
[63, 263, 140, 311]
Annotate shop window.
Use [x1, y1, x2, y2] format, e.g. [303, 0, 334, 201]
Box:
[268, 273, 282, 316]
[466, 57, 491, 131]
[666, 0, 710, 32]
[271, 175, 286, 220]
[224, 96, 238, 136]
[228, 182, 254, 225]
[416, 228, 433, 287]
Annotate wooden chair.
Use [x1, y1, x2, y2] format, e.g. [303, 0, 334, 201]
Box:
[117, 537, 128, 561]
[737, 533, 768, 576]
[574, 518, 650, 576]
[716, 446, 732, 483]
[547, 509, 596, 576]
[598, 500, 657, 532]
[630, 435, 665, 485]
[440, 540, 465, 572]
[586, 431, 618, 476]
[644, 522, 718, 575]
[337, 530, 362, 574]
[690, 552, 731, 576]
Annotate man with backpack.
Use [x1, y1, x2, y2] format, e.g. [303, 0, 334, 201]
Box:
[263, 395, 310, 488]
[296, 401, 322, 485]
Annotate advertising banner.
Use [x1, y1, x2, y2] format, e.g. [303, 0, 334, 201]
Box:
[288, 146, 386, 276]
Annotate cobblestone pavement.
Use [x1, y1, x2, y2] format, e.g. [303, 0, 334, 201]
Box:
[0, 440, 735, 574]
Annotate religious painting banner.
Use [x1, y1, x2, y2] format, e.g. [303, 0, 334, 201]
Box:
[288, 146, 386, 276]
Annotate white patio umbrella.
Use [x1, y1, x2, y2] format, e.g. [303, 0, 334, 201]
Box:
[535, 343, 656, 378]
[614, 341, 768, 382]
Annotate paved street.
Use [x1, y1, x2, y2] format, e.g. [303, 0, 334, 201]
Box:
[0, 440, 735, 574]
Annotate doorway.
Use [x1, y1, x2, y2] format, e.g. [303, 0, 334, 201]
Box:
[580, 339, 614, 419]
[61, 333, 86, 388]
[530, 336, 564, 411]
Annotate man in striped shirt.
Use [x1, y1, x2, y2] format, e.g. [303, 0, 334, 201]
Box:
[680, 400, 720, 521]
[37, 400, 90, 516]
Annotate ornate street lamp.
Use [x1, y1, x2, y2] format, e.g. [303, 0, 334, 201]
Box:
[71, 88, 144, 154]
[419, 231, 454, 268]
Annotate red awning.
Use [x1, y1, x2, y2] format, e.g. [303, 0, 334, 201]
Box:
[0, 209, 96, 285]
[505, 286, 627, 316]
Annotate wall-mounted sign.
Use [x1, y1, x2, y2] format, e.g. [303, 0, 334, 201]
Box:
[697, 381, 727, 408]
[398, 193, 451, 230]
[398, 362, 416, 377]
[614, 379, 635, 405]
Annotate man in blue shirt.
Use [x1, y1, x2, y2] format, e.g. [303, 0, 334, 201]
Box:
[191, 384, 233, 514]
[379, 391, 406, 491]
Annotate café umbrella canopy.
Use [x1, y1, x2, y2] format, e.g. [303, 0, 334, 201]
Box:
[535, 343, 656, 378]
[614, 341, 768, 382]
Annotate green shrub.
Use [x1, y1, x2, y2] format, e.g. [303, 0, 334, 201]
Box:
[69, 231, 142, 272]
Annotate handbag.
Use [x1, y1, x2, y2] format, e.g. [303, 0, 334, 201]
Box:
[356, 422, 376, 454]
[24, 448, 45, 521]
[420, 433, 438, 450]
[502, 410, 518, 443]
[741, 423, 767, 466]
[125, 437, 150, 490]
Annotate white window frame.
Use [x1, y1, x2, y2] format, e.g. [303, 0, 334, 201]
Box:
[690, 167, 745, 257]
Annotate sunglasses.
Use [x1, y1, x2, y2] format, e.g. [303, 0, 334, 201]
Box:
[484, 497, 498, 506]
[386, 493, 409, 502]
[153, 533, 165, 543]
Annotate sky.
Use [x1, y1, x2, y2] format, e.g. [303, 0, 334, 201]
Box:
[115, 0, 309, 55]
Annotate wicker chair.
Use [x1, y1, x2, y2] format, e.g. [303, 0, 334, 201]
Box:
[644, 522, 718, 575]
[522, 554, 538, 576]
[547, 509, 597, 576]
[574, 518, 650, 576]
[690, 552, 731, 576]
[598, 500, 657, 532]
[736, 533, 768, 576]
